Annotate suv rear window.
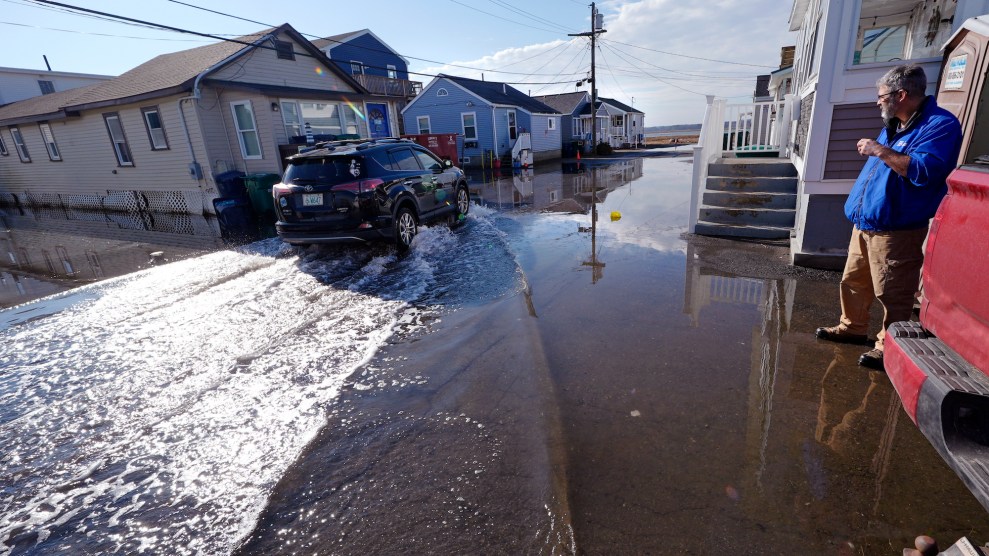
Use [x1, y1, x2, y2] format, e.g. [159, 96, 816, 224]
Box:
[284, 156, 367, 185]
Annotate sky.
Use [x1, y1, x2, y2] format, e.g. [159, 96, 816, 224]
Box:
[1, 0, 797, 126]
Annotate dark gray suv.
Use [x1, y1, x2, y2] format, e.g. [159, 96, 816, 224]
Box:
[273, 138, 470, 250]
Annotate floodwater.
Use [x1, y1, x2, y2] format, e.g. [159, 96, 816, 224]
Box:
[0, 154, 986, 555]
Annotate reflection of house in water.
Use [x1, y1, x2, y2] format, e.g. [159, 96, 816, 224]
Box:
[680, 237, 986, 537]
[469, 158, 644, 213]
[0, 206, 225, 307]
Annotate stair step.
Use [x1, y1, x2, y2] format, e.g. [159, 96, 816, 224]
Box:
[695, 222, 792, 239]
[703, 191, 796, 209]
[709, 159, 797, 178]
[699, 206, 796, 227]
[706, 176, 797, 193]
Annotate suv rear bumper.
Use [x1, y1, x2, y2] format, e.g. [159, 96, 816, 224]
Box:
[886, 320, 989, 512]
[275, 220, 392, 245]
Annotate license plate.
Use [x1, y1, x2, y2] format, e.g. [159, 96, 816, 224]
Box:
[302, 193, 323, 206]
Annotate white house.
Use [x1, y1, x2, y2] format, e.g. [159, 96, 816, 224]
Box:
[0, 66, 113, 106]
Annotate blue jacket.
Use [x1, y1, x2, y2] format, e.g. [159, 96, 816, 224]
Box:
[844, 96, 962, 231]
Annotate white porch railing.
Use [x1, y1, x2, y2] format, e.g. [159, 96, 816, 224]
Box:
[688, 94, 796, 233]
[511, 132, 533, 167]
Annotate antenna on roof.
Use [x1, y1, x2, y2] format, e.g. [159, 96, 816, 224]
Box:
[43, 55, 52, 71]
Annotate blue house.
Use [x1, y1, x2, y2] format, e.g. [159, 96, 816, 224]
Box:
[536, 92, 646, 150]
[312, 29, 422, 137]
[401, 74, 562, 167]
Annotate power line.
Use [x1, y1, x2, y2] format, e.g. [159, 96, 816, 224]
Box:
[18, 0, 584, 85]
[447, 0, 570, 35]
[599, 41, 707, 97]
[605, 38, 778, 69]
[0, 19, 213, 41]
[487, 0, 580, 34]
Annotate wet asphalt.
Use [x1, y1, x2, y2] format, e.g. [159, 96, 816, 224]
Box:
[1, 152, 986, 554]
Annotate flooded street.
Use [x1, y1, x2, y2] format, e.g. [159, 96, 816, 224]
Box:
[1, 153, 986, 554]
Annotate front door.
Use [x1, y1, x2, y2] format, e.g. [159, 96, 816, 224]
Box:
[367, 103, 390, 139]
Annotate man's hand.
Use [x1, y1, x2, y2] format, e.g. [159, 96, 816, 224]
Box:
[857, 138, 884, 157]
[857, 138, 911, 177]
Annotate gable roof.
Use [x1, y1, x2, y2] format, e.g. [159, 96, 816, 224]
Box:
[0, 24, 363, 125]
[578, 98, 642, 116]
[532, 92, 588, 115]
[440, 75, 559, 114]
[598, 97, 642, 114]
[312, 29, 410, 66]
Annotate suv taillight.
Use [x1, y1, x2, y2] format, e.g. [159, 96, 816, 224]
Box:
[331, 178, 384, 194]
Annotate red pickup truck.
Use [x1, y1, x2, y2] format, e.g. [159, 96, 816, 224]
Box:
[885, 159, 989, 512]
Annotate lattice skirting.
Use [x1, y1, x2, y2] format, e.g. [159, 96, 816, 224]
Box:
[0, 188, 218, 215]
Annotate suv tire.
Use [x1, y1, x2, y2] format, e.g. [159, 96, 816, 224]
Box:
[456, 186, 470, 221]
[395, 206, 418, 251]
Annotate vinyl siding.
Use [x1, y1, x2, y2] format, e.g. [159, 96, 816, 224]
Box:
[530, 114, 562, 154]
[0, 94, 206, 201]
[403, 79, 495, 155]
[210, 34, 355, 93]
[823, 102, 874, 180]
[324, 34, 408, 79]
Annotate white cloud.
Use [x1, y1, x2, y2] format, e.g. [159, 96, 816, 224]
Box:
[415, 0, 795, 126]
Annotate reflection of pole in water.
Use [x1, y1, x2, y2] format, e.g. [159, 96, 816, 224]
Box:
[580, 169, 605, 284]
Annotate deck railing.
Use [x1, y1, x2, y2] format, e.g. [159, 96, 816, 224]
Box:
[352, 74, 423, 97]
[688, 94, 795, 233]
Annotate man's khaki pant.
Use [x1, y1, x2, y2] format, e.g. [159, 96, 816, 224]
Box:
[838, 226, 928, 351]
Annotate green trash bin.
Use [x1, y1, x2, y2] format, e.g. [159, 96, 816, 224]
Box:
[243, 173, 280, 221]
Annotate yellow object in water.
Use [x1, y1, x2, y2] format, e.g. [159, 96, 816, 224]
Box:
[610, 211, 622, 221]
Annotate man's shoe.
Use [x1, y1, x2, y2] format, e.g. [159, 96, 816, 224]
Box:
[815, 325, 869, 345]
[858, 348, 885, 371]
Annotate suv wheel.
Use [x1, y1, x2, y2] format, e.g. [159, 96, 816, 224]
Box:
[456, 186, 470, 219]
[395, 206, 418, 251]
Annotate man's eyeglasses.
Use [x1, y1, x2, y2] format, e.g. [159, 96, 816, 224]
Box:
[878, 89, 902, 101]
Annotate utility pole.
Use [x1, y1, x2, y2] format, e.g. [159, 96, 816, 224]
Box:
[569, 2, 606, 156]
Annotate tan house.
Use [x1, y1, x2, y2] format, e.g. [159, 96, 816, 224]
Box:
[0, 23, 373, 216]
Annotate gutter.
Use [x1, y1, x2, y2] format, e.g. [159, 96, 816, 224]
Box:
[178, 32, 277, 183]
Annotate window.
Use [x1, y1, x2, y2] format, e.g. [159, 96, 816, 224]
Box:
[103, 113, 133, 166]
[341, 105, 360, 135]
[413, 148, 443, 171]
[436, 88, 448, 97]
[417, 116, 431, 134]
[38, 80, 55, 95]
[387, 65, 397, 79]
[851, 0, 953, 66]
[611, 116, 623, 127]
[38, 122, 60, 161]
[141, 107, 169, 150]
[350, 61, 364, 75]
[274, 40, 294, 60]
[281, 101, 301, 137]
[507, 110, 517, 140]
[300, 102, 342, 136]
[230, 101, 262, 159]
[461, 112, 477, 140]
[0, 132, 7, 156]
[9, 127, 30, 162]
[547, 117, 557, 131]
[389, 147, 420, 171]
[855, 25, 907, 64]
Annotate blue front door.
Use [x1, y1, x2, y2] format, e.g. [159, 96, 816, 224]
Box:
[367, 103, 390, 139]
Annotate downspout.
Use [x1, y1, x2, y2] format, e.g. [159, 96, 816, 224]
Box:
[491, 104, 498, 159]
[178, 33, 276, 184]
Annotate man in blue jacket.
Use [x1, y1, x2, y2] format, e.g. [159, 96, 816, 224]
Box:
[816, 64, 962, 370]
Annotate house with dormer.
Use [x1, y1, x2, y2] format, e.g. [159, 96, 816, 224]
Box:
[402, 74, 562, 166]
[312, 29, 422, 138]
[0, 23, 376, 216]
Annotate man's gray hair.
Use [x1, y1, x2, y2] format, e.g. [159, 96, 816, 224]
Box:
[877, 64, 928, 98]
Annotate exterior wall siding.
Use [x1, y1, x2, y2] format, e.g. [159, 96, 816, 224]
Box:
[0, 93, 209, 210]
[403, 79, 495, 157]
[530, 114, 562, 155]
[823, 102, 874, 179]
[325, 34, 408, 79]
[0, 70, 111, 105]
[210, 34, 355, 93]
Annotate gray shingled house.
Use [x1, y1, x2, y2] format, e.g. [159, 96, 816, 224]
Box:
[0, 23, 375, 216]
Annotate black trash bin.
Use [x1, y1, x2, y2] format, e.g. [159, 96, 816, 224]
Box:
[213, 197, 257, 240]
[214, 171, 247, 199]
